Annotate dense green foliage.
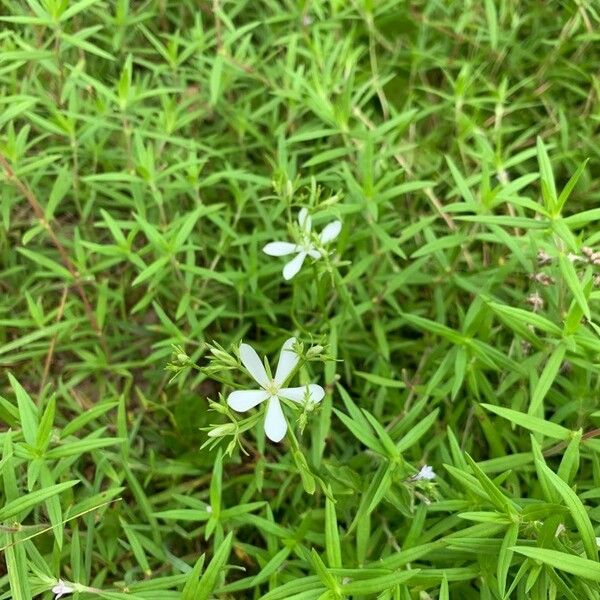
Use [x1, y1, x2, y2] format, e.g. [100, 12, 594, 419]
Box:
[2, 0, 600, 598]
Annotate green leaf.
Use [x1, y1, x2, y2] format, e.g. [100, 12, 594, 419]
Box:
[464, 454, 518, 516]
[537, 461, 597, 560]
[530, 344, 566, 414]
[209, 54, 224, 106]
[557, 159, 588, 212]
[341, 569, 418, 594]
[182, 554, 206, 600]
[511, 546, 600, 582]
[310, 548, 338, 590]
[558, 254, 590, 320]
[481, 404, 570, 440]
[17, 248, 72, 280]
[497, 523, 518, 598]
[396, 409, 439, 453]
[44, 437, 124, 459]
[0, 480, 78, 522]
[120, 518, 151, 575]
[8, 373, 38, 446]
[446, 156, 475, 204]
[354, 371, 405, 388]
[484, 0, 498, 49]
[324, 495, 341, 569]
[5, 536, 31, 600]
[536, 136, 557, 213]
[195, 531, 233, 600]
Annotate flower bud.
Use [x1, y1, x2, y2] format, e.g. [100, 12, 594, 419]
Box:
[207, 423, 236, 438]
[208, 399, 229, 415]
[306, 344, 324, 358]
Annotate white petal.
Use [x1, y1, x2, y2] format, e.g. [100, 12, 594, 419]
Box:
[274, 337, 299, 386]
[282, 252, 306, 280]
[307, 247, 321, 260]
[264, 396, 287, 442]
[263, 241, 299, 256]
[416, 465, 436, 480]
[298, 208, 312, 232]
[52, 581, 74, 599]
[319, 220, 342, 244]
[239, 343, 270, 388]
[278, 384, 325, 404]
[227, 389, 269, 412]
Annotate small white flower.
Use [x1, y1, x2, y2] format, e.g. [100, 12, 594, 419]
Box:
[413, 465, 436, 481]
[263, 208, 342, 280]
[227, 337, 325, 442]
[52, 580, 74, 599]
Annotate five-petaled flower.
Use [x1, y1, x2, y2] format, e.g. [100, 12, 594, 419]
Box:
[52, 580, 74, 599]
[263, 208, 342, 280]
[227, 337, 325, 442]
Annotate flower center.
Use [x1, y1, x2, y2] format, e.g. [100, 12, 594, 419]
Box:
[265, 380, 279, 395]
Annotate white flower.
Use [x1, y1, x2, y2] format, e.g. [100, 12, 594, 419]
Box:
[52, 580, 74, 599]
[413, 465, 436, 481]
[263, 208, 342, 280]
[227, 337, 325, 442]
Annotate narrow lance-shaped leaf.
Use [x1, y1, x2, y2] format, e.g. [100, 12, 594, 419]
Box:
[537, 461, 597, 560]
[512, 546, 600, 582]
[536, 136, 557, 213]
[195, 531, 233, 600]
[558, 254, 590, 320]
[8, 373, 38, 446]
[0, 480, 79, 522]
[529, 344, 566, 414]
[481, 404, 570, 440]
[325, 494, 342, 569]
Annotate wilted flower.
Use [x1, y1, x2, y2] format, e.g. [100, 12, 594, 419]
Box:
[529, 272, 554, 286]
[263, 208, 342, 280]
[227, 337, 324, 442]
[536, 249, 552, 266]
[526, 292, 544, 311]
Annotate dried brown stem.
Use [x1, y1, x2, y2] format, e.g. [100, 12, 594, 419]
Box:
[39, 285, 69, 397]
[543, 427, 600, 457]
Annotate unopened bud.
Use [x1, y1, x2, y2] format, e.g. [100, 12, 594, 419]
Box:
[208, 399, 229, 415]
[207, 423, 236, 438]
[210, 347, 238, 367]
[306, 344, 324, 358]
